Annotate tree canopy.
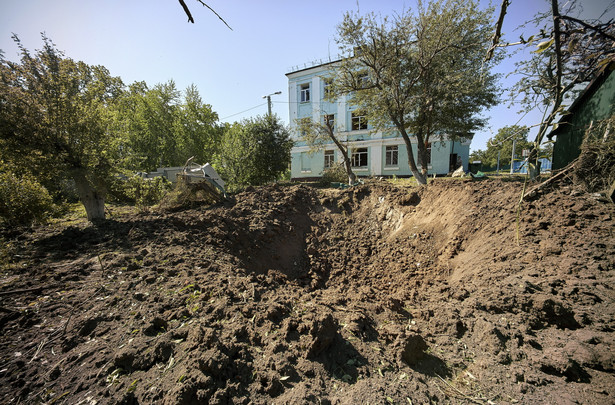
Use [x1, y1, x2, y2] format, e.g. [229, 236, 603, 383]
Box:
[215, 115, 293, 191]
[0, 34, 123, 220]
[488, 0, 615, 176]
[332, 0, 500, 184]
[1, 35, 226, 222]
[470, 125, 532, 169]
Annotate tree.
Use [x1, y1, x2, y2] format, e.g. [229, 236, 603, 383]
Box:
[470, 125, 532, 169]
[114, 81, 222, 172]
[296, 114, 357, 185]
[216, 115, 293, 190]
[487, 0, 615, 178]
[0, 35, 123, 221]
[332, 0, 499, 184]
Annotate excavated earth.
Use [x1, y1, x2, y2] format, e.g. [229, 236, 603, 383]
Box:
[0, 179, 614, 404]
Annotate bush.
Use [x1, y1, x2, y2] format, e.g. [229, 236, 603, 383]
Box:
[108, 175, 172, 209]
[0, 169, 54, 226]
[319, 163, 349, 186]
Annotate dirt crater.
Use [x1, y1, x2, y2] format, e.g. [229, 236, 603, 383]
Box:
[1, 179, 614, 404]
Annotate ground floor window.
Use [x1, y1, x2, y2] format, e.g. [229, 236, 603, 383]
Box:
[324, 150, 335, 169]
[385, 145, 398, 166]
[351, 147, 368, 168]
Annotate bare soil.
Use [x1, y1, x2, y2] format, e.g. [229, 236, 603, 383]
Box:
[1, 178, 614, 404]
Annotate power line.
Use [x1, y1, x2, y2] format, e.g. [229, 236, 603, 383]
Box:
[219, 103, 267, 121]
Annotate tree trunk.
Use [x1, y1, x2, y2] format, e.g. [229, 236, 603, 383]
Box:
[73, 169, 106, 221]
[343, 156, 357, 185]
[398, 129, 427, 185]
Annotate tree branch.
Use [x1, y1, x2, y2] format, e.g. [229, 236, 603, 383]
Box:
[558, 14, 615, 42]
[486, 0, 509, 62]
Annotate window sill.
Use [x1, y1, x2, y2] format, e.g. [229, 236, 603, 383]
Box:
[352, 167, 369, 172]
[384, 166, 399, 170]
[301, 170, 312, 173]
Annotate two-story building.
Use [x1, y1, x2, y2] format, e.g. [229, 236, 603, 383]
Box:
[286, 60, 473, 181]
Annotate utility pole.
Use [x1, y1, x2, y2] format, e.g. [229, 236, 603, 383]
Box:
[510, 138, 516, 174]
[263, 91, 282, 117]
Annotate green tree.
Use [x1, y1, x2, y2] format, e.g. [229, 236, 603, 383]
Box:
[332, 0, 499, 184]
[470, 125, 532, 169]
[296, 114, 357, 185]
[114, 81, 222, 172]
[487, 0, 615, 178]
[216, 115, 293, 190]
[0, 35, 123, 221]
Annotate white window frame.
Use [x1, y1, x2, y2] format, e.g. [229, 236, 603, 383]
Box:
[385, 145, 399, 167]
[323, 113, 335, 129]
[324, 150, 335, 169]
[323, 78, 333, 98]
[300, 83, 311, 103]
[351, 147, 368, 168]
[351, 111, 368, 131]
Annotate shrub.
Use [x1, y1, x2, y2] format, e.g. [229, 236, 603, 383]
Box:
[0, 169, 54, 226]
[108, 175, 172, 209]
[319, 163, 349, 186]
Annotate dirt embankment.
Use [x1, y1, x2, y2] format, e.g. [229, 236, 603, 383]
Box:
[0, 179, 614, 404]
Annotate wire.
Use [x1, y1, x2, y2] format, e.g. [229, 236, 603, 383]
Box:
[220, 103, 267, 121]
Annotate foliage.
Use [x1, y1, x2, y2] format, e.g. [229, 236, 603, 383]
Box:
[319, 163, 349, 186]
[0, 166, 54, 226]
[0, 34, 124, 220]
[296, 116, 357, 185]
[333, 0, 500, 184]
[574, 113, 615, 193]
[108, 175, 172, 208]
[470, 125, 532, 169]
[215, 115, 293, 191]
[494, 0, 615, 175]
[114, 82, 223, 172]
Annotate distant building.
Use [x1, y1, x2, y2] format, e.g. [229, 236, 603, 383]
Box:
[286, 60, 473, 181]
[548, 63, 615, 170]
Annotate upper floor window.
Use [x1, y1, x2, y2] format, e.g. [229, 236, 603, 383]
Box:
[351, 111, 368, 131]
[323, 78, 334, 98]
[357, 72, 369, 88]
[385, 145, 398, 167]
[300, 83, 311, 102]
[323, 114, 335, 130]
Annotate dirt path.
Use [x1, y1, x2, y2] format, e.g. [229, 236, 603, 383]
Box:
[1, 179, 614, 404]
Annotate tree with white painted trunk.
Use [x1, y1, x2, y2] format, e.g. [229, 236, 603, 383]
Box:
[0, 34, 123, 221]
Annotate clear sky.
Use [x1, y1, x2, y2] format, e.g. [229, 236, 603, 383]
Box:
[0, 0, 612, 152]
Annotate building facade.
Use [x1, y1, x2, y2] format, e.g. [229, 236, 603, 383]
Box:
[286, 61, 472, 181]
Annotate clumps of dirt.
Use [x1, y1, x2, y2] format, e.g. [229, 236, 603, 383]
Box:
[0, 179, 614, 404]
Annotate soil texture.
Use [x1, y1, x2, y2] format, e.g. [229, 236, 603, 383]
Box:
[1, 179, 614, 404]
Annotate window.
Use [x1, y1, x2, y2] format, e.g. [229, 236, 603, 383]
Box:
[351, 111, 368, 131]
[300, 152, 311, 172]
[323, 114, 335, 129]
[323, 78, 333, 98]
[357, 72, 369, 88]
[300, 83, 310, 102]
[351, 147, 368, 168]
[426, 142, 432, 164]
[324, 150, 335, 169]
[385, 145, 398, 167]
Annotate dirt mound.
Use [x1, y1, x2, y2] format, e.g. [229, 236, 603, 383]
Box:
[1, 179, 614, 404]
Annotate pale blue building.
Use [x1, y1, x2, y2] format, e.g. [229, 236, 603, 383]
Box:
[286, 60, 473, 180]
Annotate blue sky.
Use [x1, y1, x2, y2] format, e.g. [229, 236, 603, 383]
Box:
[1, 0, 612, 152]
